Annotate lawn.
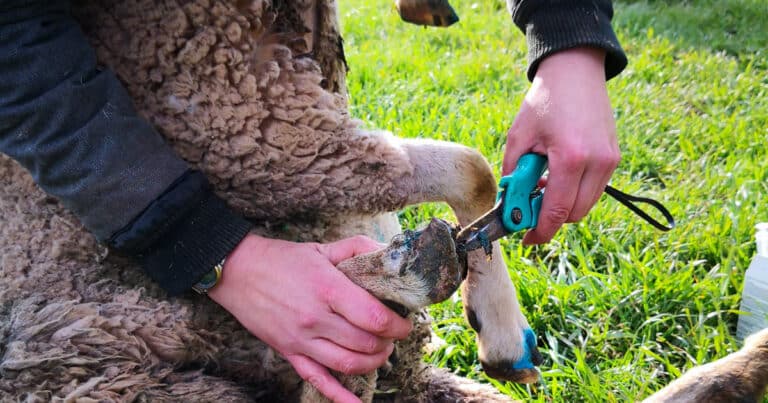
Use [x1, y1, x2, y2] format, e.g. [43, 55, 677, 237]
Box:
[339, 0, 768, 401]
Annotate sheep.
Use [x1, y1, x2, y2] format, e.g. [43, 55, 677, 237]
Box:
[0, 0, 538, 401]
[74, 0, 541, 389]
[643, 327, 768, 403]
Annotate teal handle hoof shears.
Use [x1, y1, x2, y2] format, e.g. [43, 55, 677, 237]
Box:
[497, 153, 547, 232]
[455, 153, 675, 256]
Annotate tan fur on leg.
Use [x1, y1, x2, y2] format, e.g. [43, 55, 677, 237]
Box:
[644, 328, 768, 403]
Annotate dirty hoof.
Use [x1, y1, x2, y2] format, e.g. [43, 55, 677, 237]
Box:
[481, 364, 539, 384]
[481, 329, 543, 384]
[336, 218, 463, 312]
[400, 218, 464, 304]
[395, 0, 459, 27]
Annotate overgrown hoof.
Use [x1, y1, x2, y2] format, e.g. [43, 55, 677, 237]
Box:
[403, 218, 463, 304]
[336, 218, 463, 312]
[481, 329, 543, 384]
[395, 0, 460, 27]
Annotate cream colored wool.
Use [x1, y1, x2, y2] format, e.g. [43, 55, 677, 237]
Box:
[73, 0, 413, 222]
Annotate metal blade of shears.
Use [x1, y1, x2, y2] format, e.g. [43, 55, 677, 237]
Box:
[455, 153, 548, 255]
[454, 198, 510, 256]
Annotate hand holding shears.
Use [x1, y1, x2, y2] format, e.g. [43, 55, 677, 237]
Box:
[455, 153, 675, 255]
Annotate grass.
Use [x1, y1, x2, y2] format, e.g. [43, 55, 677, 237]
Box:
[339, 0, 768, 401]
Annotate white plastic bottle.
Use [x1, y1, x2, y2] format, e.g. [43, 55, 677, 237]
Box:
[736, 223, 768, 340]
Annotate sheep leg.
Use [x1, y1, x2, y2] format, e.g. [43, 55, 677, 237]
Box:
[643, 328, 768, 403]
[304, 135, 542, 385]
[395, 138, 542, 383]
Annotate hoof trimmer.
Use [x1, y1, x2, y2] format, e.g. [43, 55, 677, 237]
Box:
[455, 153, 675, 257]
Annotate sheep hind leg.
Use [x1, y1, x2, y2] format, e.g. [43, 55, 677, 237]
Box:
[643, 328, 768, 403]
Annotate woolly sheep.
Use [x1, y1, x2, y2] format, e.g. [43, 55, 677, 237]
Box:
[0, 0, 537, 401]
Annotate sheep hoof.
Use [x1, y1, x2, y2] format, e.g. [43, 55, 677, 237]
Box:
[481, 329, 543, 384]
[336, 218, 463, 312]
[395, 0, 459, 27]
[398, 218, 464, 305]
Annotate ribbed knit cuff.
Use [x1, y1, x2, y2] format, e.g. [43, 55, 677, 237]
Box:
[108, 170, 253, 296]
[524, 3, 627, 81]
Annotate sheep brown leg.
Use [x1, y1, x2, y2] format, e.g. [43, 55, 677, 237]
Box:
[396, 138, 542, 383]
[643, 328, 768, 403]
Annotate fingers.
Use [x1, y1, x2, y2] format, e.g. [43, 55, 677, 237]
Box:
[523, 152, 618, 244]
[306, 338, 395, 375]
[590, 152, 619, 207]
[315, 236, 412, 339]
[523, 151, 583, 244]
[323, 279, 412, 339]
[314, 314, 394, 354]
[577, 156, 618, 218]
[565, 154, 617, 221]
[502, 114, 536, 176]
[287, 354, 362, 403]
[319, 235, 384, 265]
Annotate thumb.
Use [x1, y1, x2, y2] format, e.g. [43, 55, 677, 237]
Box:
[502, 112, 537, 176]
[317, 235, 384, 265]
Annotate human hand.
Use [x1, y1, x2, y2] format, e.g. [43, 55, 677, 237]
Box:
[503, 47, 620, 244]
[208, 234, 413, 403]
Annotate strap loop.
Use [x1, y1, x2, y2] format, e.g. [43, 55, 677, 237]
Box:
[604, 185, 675, 231]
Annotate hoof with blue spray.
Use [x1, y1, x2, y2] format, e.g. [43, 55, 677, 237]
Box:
[480, 328, 543, 384]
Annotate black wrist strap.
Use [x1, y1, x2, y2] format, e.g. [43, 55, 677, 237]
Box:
[604, 185, 675, 232]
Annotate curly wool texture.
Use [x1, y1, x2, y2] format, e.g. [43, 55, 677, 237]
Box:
[73, 0, 413, 222]
[0, 156, 306, 401]
[0, 155, 512, 401]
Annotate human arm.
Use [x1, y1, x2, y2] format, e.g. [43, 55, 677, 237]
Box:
[0, 1, 252, 292]
[502, 0, 627, 244]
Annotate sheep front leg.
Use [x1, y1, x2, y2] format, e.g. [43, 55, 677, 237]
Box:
[397, 138, 542, 383]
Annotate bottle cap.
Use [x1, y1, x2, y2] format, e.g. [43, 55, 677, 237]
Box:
[757, 222, 768, 258]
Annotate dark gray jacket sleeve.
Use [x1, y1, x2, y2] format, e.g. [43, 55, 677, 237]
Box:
[506, 0, 628, 81]
[0, 2, 252, 295]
